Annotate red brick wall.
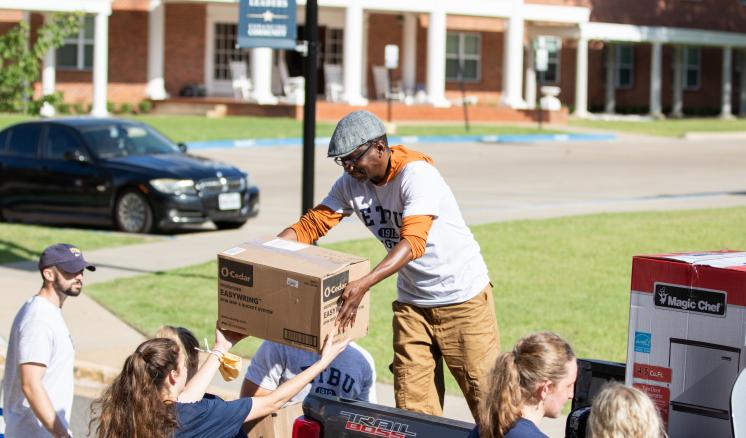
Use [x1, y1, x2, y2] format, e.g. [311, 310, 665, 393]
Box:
[589, 0, 746, 33]
[367, 14, 403, 99]
[366, 14, 508, 105]
[561, 41, 738, 113]
[164, 3, 207, 97]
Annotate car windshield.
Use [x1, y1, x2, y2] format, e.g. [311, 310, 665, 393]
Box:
[79, 123, 179, 159]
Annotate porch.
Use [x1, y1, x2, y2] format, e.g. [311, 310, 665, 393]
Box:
[150, 97, 568, 124]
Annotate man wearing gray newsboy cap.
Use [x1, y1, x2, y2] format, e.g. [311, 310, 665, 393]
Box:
[3, 243, 95, 438]
[278, 110, 499, 419]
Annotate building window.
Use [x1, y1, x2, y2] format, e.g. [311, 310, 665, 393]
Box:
[683, 47, 701, 90]
[615, 45, 634, 89]
[324, 28, 343, 65]
[213, 23, 251, 81]
[56, 16, 94, 70]
[537, 37, 561, 84]
[446, 32, 480, 82]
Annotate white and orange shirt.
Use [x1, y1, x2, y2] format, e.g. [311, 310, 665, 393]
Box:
[291, 145, 488, 307]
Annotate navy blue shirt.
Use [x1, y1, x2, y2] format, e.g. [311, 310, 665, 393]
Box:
[468, 419, 548, 438]
[174, 396, 252, 438]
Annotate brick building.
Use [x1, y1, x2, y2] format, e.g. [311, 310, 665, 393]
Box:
[4, 0, 746, 117]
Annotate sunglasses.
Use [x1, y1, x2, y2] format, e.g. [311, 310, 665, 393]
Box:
[333, 141, 376, 167]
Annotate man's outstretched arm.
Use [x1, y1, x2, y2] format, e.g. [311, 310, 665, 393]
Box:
[279, 205, 343, 244]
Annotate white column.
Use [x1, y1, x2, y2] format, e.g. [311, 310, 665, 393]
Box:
[39, 14, 57, 117]
[42, 49, 56, 96]
[649, 41, 662, 118]
[671, 46, 683, 118]
[251, 48, 277, 104]
[524, 43, 536, 109]
[343, 2, 367, 105]
[740, 49, 746, 117]
[91, 12, 109, 117]
[721, 46, 733, 119]
[426, 6, 449, 107]
[502, 14, 525, 108]
[573, 37, 588, 117]
[42, 14, 56, 96]
[604, 43, 616, 114]
[402, 13, 417, 95]
[147, 0, 167, 100]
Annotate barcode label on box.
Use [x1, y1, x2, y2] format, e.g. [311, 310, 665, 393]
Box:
[283, 329, 318, 347]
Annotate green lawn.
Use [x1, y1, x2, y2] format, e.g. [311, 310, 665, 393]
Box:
[0, 114, 560, 144]
[85, 206, 746, 393]
[0, 223, 153, 265]
[569, 117, 746, 137]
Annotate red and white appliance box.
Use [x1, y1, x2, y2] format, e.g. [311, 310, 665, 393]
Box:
[627, 251, 746, 438]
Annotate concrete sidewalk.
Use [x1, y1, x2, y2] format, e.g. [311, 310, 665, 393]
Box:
[3, 134, 746, 436]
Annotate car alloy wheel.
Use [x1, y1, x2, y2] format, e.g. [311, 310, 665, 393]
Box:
[116, 190, 153, 233]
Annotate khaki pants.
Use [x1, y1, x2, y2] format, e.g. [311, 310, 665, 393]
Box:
[392, 283, 500, 419]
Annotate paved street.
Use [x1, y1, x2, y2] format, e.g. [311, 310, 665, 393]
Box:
[1, 132, 745, 437]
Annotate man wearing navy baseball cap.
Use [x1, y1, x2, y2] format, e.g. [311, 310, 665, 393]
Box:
[2, 243, 95, 438]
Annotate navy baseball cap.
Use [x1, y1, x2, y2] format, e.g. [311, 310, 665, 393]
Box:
[38, 243, 96, 273]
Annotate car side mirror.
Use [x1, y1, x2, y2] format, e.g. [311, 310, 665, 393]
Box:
[178, 142, 188, 153]
[64, 150, 88, 163]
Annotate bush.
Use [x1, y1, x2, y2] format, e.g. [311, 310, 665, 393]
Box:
[73, 103, 86, 115]
[107, 101, 116, 114]
[28, 91, 64, 115]
[0, 13, 82, 113]
[138, 99, 153, 114]
[58, 102, 71, 114]
[118, 102, 134, 114]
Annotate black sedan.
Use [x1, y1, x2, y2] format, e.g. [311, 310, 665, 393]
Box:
[0, 118, 259, 233]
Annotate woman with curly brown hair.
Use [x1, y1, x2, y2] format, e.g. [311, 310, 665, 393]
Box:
[90, 324, 348, 438]
[469, 332, 577, 438]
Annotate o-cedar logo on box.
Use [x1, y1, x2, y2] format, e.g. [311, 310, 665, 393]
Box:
[633, 363, 672, 383]
[322, 271, 349, 303]
[219, 259, 254, 287]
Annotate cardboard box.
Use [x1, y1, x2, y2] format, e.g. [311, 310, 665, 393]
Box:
[218, 237, 370, 353]
[626, 251, 746, 438]
[245, 402, 303, 438]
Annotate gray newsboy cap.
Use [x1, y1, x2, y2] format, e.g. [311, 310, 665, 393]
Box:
[328, 110, 386, 158]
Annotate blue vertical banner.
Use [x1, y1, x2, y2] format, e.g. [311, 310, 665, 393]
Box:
[238, 0, 297, 49]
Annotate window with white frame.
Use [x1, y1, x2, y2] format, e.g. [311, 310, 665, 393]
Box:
[324, 28, 343, 65]
[446, 32, 480, 82]
[537, 37, 561, 84]
[56, 15, 94, 70]
[213, 23, 251, 81]
[614, 45, 634, 89]
[683, 47, 701, 90]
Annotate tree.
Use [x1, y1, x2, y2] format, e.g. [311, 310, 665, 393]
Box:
[0, 12, 82, 113]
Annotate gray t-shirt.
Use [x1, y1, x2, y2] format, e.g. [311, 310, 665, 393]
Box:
[245, 341, 376, 403]
[2, 296, 75, 437]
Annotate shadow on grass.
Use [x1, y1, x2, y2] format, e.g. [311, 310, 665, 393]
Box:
[0, 239, 42, 265]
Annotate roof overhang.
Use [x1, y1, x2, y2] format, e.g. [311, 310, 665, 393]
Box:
[0, 0, 111, 15]
[582, 22, 746, 48]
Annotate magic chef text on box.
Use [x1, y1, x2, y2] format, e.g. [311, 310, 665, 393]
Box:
[218, 238, 370, 353]
[627, 251, 746, 438]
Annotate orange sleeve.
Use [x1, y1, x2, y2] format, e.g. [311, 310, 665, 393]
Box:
[400, 215, 433, 260]
[290, 205, 344, 244]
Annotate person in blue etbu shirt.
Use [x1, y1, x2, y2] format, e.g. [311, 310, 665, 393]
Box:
[90, 323, 348, 438]
[469, 332, 577, 438]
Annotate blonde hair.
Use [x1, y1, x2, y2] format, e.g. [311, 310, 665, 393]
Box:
[587, 383, 666, 438]
[478, 332, 575, 438]
[154, 325, 200, 380]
